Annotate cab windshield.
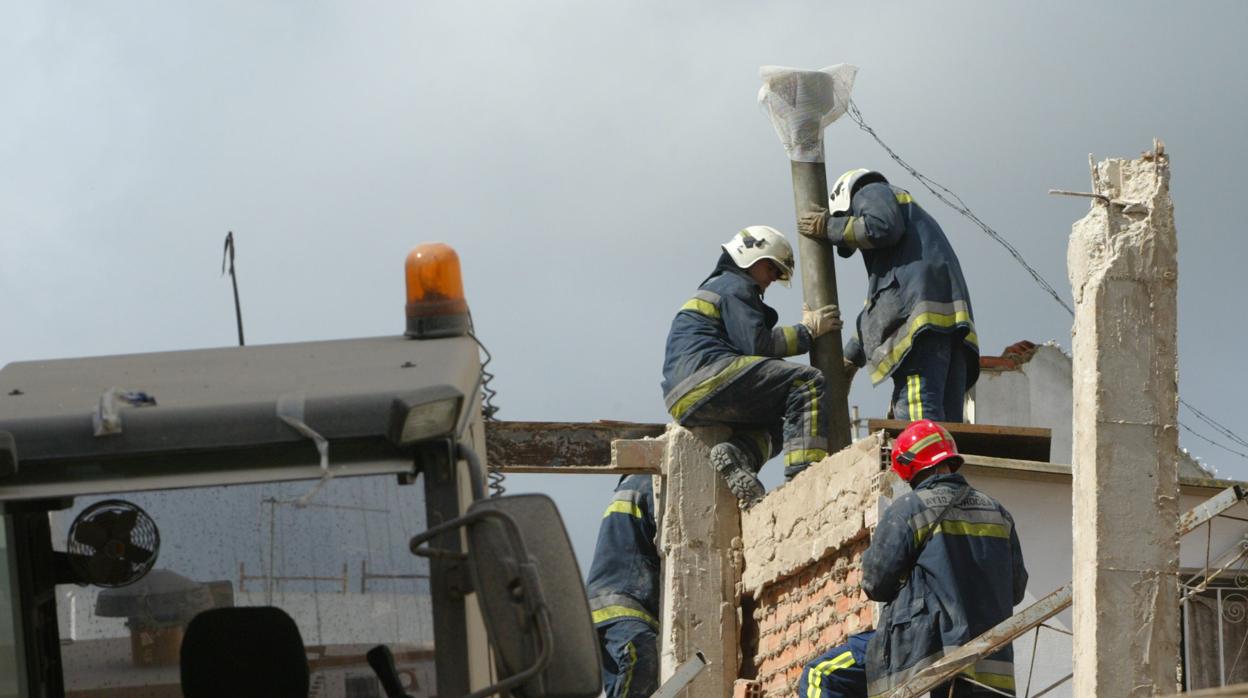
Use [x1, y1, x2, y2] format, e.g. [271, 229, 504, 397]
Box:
[49, 473, 433, 697]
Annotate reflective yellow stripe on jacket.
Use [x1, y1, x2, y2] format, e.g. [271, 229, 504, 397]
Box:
[591, 605, 659, 628]
[868, 301, 977, 384]
[668, 355, 765, 420]
[603, 500, 643, 519]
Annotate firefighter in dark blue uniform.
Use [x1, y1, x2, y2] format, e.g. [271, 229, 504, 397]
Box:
[799, 170, 978, 422]
[661, 226, 842, 504]
[797, 630, 875, 698]
[862, 421, 1027, 698]
[586, 475, 661, 697]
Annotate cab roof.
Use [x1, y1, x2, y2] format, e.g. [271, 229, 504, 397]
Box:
[0, 335, 481, 502]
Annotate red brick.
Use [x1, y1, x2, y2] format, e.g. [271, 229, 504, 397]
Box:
[835, 594, 853, 614]
[859, 605, 874, 627]
[846, 613, 861, 633]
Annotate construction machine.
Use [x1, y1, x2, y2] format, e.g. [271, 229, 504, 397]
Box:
[0, 243, 600, 698]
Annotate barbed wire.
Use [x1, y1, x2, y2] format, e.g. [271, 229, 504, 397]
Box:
[847, 100, 1074, 316]
[846, 99, 1248, 463]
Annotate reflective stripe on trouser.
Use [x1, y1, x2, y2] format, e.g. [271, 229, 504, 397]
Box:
[798, 649, 867, 698]
[676, 358, 828, 480]
[890, 331, 968, 423]
[598, 618, 659, 698]
[868, 654, 1014, 698]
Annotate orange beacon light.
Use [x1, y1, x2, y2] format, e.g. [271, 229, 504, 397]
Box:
[404, 243, 470, 338]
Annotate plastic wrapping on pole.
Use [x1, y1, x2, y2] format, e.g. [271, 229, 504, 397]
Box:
[759, 64, 858, 451]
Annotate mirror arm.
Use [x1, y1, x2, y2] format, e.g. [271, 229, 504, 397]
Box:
[413, 506, 558, 698]
[457, 441, 487, 502]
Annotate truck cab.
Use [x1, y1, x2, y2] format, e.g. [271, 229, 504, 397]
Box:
[0, 245, 598, 697]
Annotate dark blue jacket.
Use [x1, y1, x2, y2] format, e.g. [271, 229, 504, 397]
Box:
[661, 253, 812, 420]
[797, 631, 875, 698]
[861, 473, 1026, 698]
[586, 475, 660, 629]
[828, 182, 978, 386]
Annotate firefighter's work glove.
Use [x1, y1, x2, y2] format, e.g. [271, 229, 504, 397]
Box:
[843, 358, 859, 384]
[798, 207, 830, 239]
[801, 303, 843, 339]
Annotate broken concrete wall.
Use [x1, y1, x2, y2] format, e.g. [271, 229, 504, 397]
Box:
[659, 424, 742, 698]
[1068, 145, 1180, 696]
[739, 433, 885, 696]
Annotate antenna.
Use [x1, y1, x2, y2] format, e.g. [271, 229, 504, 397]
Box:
[221, 232, 245, 346]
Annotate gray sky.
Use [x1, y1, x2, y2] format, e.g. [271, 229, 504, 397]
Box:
[4, 2, 1247, 571]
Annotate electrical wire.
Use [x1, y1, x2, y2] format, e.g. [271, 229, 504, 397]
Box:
[467, 313, 505, 496]
[847, 100, 1074, 316]
[847, 99, 1248, 463]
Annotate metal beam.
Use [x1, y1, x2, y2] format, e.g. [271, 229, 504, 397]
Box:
[867, 419, 1052, 463]
[485, 421, 664, 473]
[1180, 485, 1247, 534]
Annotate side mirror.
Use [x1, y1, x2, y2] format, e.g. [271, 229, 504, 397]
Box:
[410, 494, 601, 698]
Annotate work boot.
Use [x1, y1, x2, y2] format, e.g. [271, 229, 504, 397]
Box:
[709, 442, 766, 507]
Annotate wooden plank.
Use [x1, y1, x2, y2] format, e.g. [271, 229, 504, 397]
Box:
[867, 419, 1051, 462]
[485, 421, 665, 472]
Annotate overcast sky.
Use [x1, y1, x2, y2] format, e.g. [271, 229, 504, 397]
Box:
[3, 2, 1246, 571]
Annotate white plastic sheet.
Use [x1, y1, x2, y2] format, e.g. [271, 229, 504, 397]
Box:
[276, 391, 333, 506]
[758, 64, 858, 163]
[92, 387, 157, 436]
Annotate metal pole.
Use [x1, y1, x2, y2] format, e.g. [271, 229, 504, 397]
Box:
[789, 160, 851, 451]
[760, 65, 858, 452]
[267, 498, 276, 605]
[222, 231, 245, 346]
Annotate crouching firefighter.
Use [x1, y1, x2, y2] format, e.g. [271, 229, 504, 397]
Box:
[862, 420, 1027, 698]
[661, 226, 842, 505]
[798, 169, 979, 422]
[585, 475, 660, 698]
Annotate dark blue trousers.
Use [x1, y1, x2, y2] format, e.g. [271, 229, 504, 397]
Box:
[680, 358, 828, 479]
[598, 618, 658, 698]
[798, 631, 872, 698]
[890, 332, 970, 423]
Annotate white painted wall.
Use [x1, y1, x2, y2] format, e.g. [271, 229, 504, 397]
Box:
[968, 343, 1213, 479]
[967, 344, 1074, 465]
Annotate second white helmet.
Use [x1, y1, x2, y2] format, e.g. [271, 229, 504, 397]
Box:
[721, 226, 795, 288]
[829, 168, 888, 214]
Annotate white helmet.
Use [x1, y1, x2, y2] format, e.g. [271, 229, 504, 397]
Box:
[721, 226, 795, 288]
[829, 168, 888, 214]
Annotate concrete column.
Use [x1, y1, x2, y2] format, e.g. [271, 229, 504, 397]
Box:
[1069, 143, 1180, 696]
[659, 424, 742, 697]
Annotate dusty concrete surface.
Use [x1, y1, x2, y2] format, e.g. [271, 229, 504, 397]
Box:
[741, 433, 883, 594]
[658, 424, 742, 698]
[1068, 144, 1180, 696]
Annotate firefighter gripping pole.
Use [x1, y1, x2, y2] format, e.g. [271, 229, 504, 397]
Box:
[759, 64, 858, 451]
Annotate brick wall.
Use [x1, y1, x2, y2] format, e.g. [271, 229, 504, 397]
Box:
[746, 537, 873, 695]
[739, 433, 886, 697]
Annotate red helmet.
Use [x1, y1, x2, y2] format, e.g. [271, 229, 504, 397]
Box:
[891, 420, 962, 482]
